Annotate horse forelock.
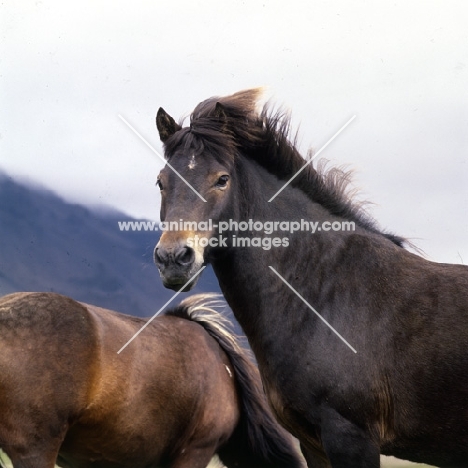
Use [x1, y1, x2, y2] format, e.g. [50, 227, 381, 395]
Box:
[163, 123, 236, 167]
[163, 89, 263, 162]
[191, 88, 263, 121]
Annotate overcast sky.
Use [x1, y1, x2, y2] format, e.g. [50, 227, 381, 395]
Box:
[1, 1, 467, 264]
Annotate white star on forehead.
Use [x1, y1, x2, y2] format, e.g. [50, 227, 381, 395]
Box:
[188, 154, 197, 170]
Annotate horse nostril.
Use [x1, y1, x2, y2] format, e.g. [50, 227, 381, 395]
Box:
[175, 247, 195, 266]
[154, 244, 195, 268]
[154, 247, 166, 265]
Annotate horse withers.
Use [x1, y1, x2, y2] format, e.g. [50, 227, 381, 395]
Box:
[153, 89, 468, 467]
[0, 291, 304, 468]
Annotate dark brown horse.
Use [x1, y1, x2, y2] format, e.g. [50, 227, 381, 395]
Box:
[153, 89, 468, 467]
[0, 291, 304, 468]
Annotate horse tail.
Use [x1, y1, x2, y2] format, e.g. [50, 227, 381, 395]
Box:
[166, 294, 304, 468]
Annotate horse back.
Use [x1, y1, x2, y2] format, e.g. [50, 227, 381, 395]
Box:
[0, 291, 100, 404]
[62, 300, 240, 464]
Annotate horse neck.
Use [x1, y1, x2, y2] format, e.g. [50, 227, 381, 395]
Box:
[212, 157, 361, 362]
[233, 156, 331, 221]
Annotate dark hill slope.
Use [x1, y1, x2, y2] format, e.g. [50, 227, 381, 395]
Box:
[0, 174, 221, 317]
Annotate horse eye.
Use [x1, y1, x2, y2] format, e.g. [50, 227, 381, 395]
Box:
[156, 179, 164, 190]
[216, 175, 229, 188]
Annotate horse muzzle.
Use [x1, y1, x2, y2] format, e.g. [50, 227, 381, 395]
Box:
[154, 234, 204, 291]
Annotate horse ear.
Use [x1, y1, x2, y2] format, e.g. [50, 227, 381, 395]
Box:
[156, 108, 182, 143]
[214, 102, 227, 120]
[214, 102, 229, 132]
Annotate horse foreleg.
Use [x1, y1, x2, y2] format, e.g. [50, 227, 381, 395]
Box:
[6, 450, 58, 468]
[169, 444, 218, 468]
[300, 442, 332, 468]
[320, 408, 380, 468]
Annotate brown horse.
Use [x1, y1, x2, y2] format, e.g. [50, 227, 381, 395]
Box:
[0, 291, 304, 468]
[153, 89, 468, 467]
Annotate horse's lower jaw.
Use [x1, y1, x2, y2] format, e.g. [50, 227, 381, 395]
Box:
[156, 258, 205, 292]
[159, 269, 202, 291]
[162, 279, 197, 292]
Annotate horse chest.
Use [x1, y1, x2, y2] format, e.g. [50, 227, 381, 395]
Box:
[265, 382, 295, 431]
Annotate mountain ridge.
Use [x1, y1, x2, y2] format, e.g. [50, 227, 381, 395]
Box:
[0, 173, 222, 318]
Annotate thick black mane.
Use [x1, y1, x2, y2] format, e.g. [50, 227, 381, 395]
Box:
[165, 89, 404, 246]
